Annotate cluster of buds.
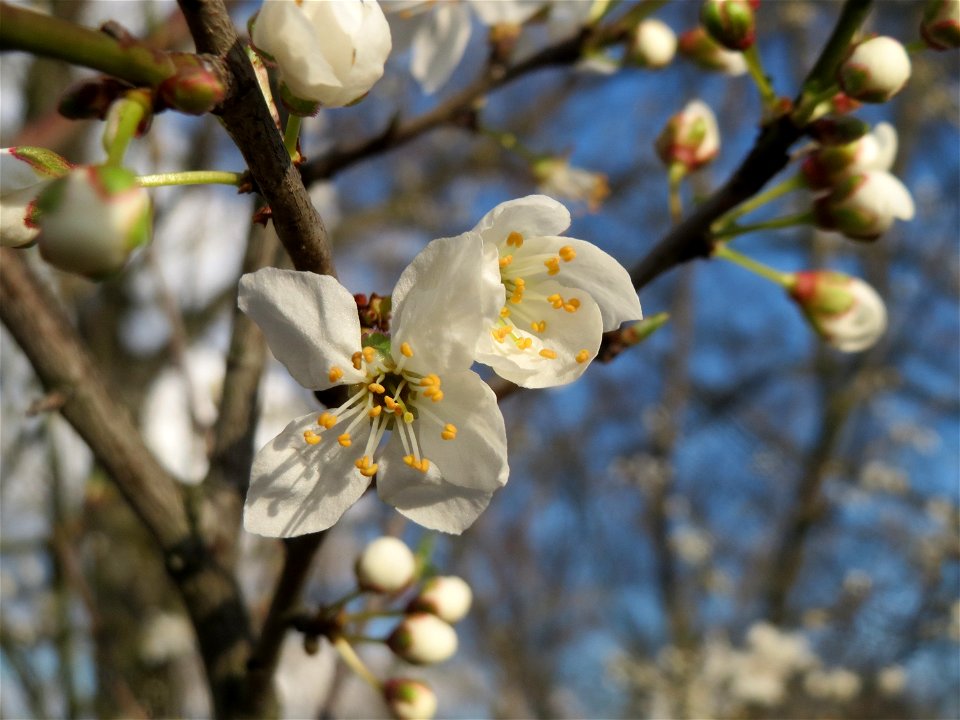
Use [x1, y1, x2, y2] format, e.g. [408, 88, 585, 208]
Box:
[700, 0, 759, 51]
[837, 36, 911, 104]
[788, 270, 887, 352]
[654, 100, 720, 174]
[677, 26, 748, 75]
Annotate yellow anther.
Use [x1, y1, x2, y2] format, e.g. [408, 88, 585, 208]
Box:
[362, 346, 376, 363]
[544, 257, 560, 275]
[430, 390, 444, 402]
[506, 231, 524, 247]
[403, 454, 416, 467]
[420, 374, 441, 387]
[400, 342, 414, 358]
[547, 293, 563, 309]
[418, 458, 430, 472]
[563, 298, 581, 313]
[500, 306, 511, 318]
[318, 412, 337, 429]
[514, 277, 525, 288]
[509, 291, 524, 304]
[328, 366, 344, 383]
[576, 349, 591, 363]
[492, 326, 510, 343]
[539, 348, 558, 359]
[384, 396, 397, 411]
[515, 337, 533, 350]
[368, 382, 386, 394]
[359, 463, 378, 478]
[303, 430, 321, 445]
[351, 351, 363, 370]
[354, 456, 378, 478]
[499, 254, 513, 268]
[441, 423, 457, 440]
[559, 245, 576, 262]
[530, 320, 546, 333]
[337, 433, 351, 447]
[368, 406, 382, 418]
[403, 411, 415, 424]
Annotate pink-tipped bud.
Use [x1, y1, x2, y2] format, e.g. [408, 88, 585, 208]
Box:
[654, 100, 720, 172]
[838, 36, 911, 103]
[813, 169, 914, 241]
[387, 613, 458, 665]
[789, 271, 887, 352]
[157, 54, 227, 115]
[1, 147, 72, 248]
[355, 537, 416, 593]
[383, 678, 438, 720]
[630, 19, 678, 69]
[677, 27, 748, 75]
[921, 0, 960, 50]
[801, 122, 897, 190]
[407, 576, 473, 624]
[700, 0, 757, 51]
[34, 165, 151, 279]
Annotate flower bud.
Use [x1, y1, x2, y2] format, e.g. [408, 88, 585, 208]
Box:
[789, 271, 887, 352]
[532, 157, 609, 212]
[700, 0, 758, 51]
[802, 122, 897, 189]
[355, 536, 416, 593]
[251, 0, 392, 111]
[813, 169, 914, 240]
[383, 678, 438, 720]
[807, 115, 870, 146]
[157, 54, 227, 115]
[387, 613, 458, 665]
[629, 19, 677, 69]
[677, 27, 748, 75]
[921, 0, 960, 50]
[35, 166, 151, 279]
[654, 100, 720, 172]
[837, 36, 911, 103]
[408, 576, 473, 624]
[1, 147, 72, 248]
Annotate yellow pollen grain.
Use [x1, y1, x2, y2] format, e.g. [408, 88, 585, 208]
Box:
[559, 246, 576, 262]
[303, 430, 321, 445]
[368, 382, 386, 394]
[368, 406, 382, 418]
[506, 231, 524, 247]
[441, 423, 457, 440]
[400, 342, 414, 358]
[515, 337, 533, 350]
[544, 257, 560, 275]
[328, 366, 344, 383]
[431, 390, 444, 402]
[318, 412, 337, 429]
[337, 433, 351, 447]
[403, 454, 415, 467]
[418, 458, 430, 472]
[531, 320, 546, 333]
[539, 348, 558, 359]
[351, 352, 363, 370]
[500, 306, 511, 318]
[499, 255, 513, 268]
[384, 396, 397, 410]
[403, 411, 414, 424]
[563, 298, 581, 313]
[576, 349, 591, 363]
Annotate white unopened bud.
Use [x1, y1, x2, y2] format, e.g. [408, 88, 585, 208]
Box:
[654, 99, 720, 172]
[251, 0, 392, 112]
[630, 19, 677, 69]
[789, 271, 887, 352]
[35, 166, 151, 279]
[813, 169, 914, 240]
[677, 26, 747, 75]
[1, 147, 72, 248]
[408, 576, 473, 623]
[838, 36, 911, 103]
[383, 678, 438, 720]
[355, 536, 416, 593]
[802, 122, 897, 189]
[387, 613, 458, 665]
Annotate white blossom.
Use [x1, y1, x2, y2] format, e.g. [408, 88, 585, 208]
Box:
[838, 36, 911, 103]
[789, 271, 887, 352]
[802, 122, 898, 189]
[239, 235, 508, 536]
[813, 169, 915, 240]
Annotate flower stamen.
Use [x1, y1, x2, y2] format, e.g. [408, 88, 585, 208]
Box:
[506, 231, 524, 247]
[328, 366, 344, 382]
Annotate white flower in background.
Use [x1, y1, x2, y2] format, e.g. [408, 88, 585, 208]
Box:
[813, 169, 915, 240]
[35, 165, 151, 279]
[355, 536, 417, 592]
[409, 575, 473, 623]
[838, 36, 911, 103]
[802, 122, 897, 189]
[252, 0, 391, 109]
[804, 667, 862, 702]
[655, 99, 720, 172]
[630, 19, 677, 69]
[140, 612, 195, 664]
[240, 236, 508, 536]
[789, 270, 887, 352]
[387, 613, 458, 665]
[384, 678, 438, 720]
[470, 195, 642, 388]
[1, 147, 71, 247]
[877, 665, 907, 696]
[532, 157, 610, 212]
[677, 26, 748, 75]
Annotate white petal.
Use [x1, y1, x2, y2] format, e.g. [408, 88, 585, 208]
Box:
[391, 233, 494, 375]
[475, 279, 603, 388]
[875, 172, 915, 220]
[472, 195, 571, 248]
[0, 185, 41, 247]
[467, 0, 545, 26]
[411, 3, 472, 94]
[238, 268, 364, 390]
[870, 122, 898, 171]
[377, 440, 497, 534]
[253, 2, 342, 89]
[518, 235, 642, 330]
[244, 412, 372, 537]
[417, 370, 508, 492]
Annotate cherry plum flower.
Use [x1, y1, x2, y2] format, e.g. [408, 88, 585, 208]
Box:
[471, 195, 642, 388]
[239, 236, 508, 536]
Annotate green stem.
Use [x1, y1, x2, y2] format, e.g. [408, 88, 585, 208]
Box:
[136, 170, 245, 187]
[283, 115, 302, 160]
[333, 637, 381, 691]
[904, 39, 928, 55]
[481, 126, 539, 162]
[743, 44, 778, 110]
[712, 211, 814, 239]
[104, 93, 149, 167]
[715, 173, 808, 228]
[712, 244, 795, 287]
[668, 163, 687, 225]
[344, 610, 406, 624]
[0, 2, 174, 86]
